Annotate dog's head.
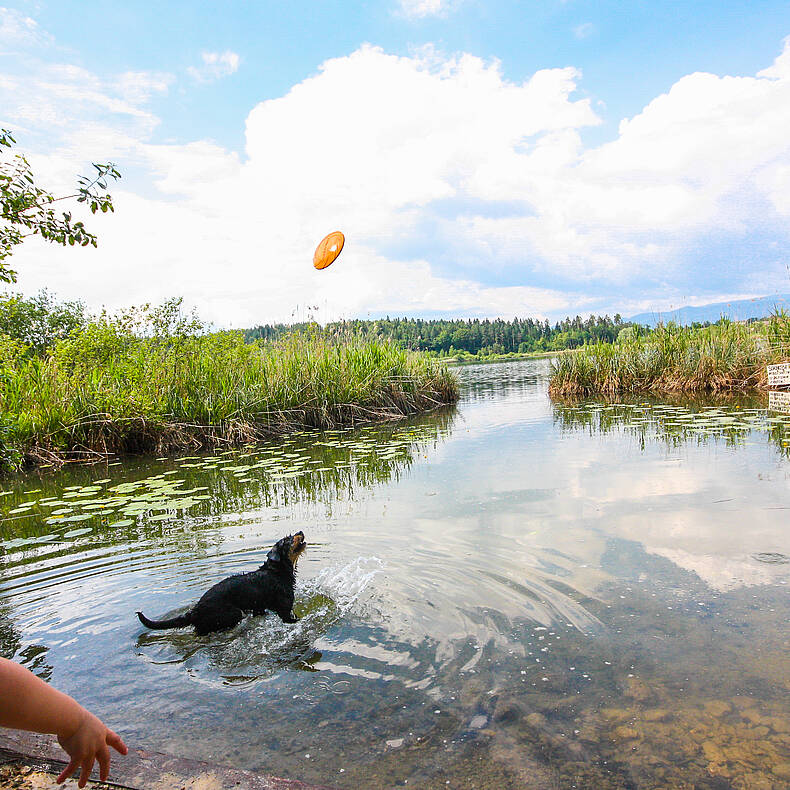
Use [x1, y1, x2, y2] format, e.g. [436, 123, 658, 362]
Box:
[266, 531, 307, 568]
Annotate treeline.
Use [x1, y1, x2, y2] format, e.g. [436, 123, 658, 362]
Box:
[245, 314, 640, 356]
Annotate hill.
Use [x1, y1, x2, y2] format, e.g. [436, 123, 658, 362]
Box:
[629, 294, 790, 327]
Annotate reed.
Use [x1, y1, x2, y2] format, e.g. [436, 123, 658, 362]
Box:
[0, 322, 458, 471]
[549, 315, 790, 397]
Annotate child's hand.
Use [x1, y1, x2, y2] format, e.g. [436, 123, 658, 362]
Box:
[56, 710, 128, 788]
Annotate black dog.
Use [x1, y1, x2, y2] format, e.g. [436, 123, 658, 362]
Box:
[136, 532, 306, 635]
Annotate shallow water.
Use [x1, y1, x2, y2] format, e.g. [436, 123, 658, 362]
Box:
[1, 360, 788, 789]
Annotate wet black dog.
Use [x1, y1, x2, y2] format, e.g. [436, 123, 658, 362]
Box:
[136, 532, 306, 635]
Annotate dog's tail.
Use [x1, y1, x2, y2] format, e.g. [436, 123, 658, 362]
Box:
[136, 610, 192, 630]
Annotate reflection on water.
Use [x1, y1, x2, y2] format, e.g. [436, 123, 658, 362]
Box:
[553, 396, 790, 458]
[1, 361, 788, 788]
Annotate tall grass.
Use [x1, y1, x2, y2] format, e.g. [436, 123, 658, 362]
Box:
[0, 319, 458, 471]
[549, 314, 790, 397]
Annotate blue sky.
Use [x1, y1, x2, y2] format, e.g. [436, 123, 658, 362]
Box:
[2, 1, 790, 325]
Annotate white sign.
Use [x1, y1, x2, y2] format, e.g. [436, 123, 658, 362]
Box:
[767, 362, 790, 387]
[768, 389, 790, 413]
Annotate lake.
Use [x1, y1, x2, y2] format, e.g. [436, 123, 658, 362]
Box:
[1, 360, 788, 788]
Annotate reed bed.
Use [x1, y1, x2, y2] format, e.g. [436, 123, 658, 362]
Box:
[0, 326, 458, 471]
[549, 315, 790, 398]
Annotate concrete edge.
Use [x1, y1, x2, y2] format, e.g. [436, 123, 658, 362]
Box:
[0, 730, 337, 790]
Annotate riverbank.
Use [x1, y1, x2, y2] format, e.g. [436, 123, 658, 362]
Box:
[443, 349, 571, 365]
[548, 315, 790, 397]
[0, 321, 458, 473]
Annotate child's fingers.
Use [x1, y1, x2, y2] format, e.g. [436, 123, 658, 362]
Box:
[56, 757, 78, 784]
[78, 756, 94, 788]
[107, 729, 128, 755]
[97, 744, 111, 781]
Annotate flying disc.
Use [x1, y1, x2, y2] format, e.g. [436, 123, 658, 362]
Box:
[313, 231, 345, 270]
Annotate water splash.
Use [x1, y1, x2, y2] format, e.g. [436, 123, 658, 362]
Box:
[304, 556, 384, 616]
[136, 557, 385, 684]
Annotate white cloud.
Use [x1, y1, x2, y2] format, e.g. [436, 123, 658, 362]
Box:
[187, 50, 240, 83]
[0, 6, 52, 50]
[4, 28, 790, 325]
[397, 0, 454, 19]
[115, 70, 173, 104]
[573, 22, 594, 39]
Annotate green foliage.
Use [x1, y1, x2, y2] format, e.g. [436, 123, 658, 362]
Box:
[0, 290, 86, 355]
[767, 309, 790, 355]
[0, 333, 26, 473]
[0, 129, 120, 282]
[246, 313, 636, 356]
[615, 325, 639, 344]
[0, 300, 458, 472]
[549, 317, 787, 396]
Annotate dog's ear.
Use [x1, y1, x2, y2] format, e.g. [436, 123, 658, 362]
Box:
[267, 535, 291, 565]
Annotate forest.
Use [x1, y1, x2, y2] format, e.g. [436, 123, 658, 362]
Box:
[245, 314, 639, 356]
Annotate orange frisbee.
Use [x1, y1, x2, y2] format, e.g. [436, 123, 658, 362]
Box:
[313, 231, 345, 270]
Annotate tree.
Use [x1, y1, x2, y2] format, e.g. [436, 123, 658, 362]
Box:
[0, 130, 120, 283]
[0, 290, 86, 355]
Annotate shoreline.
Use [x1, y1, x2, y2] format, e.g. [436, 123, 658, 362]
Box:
[547, 371, 773, 398]
[1, 331, 459, 475]
[9, 398, 457, 474]
[443, 349, 572, 365]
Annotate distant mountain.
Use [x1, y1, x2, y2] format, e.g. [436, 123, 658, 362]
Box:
[629, 294, 790, 327]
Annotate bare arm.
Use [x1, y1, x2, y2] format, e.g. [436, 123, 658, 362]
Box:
[0, 658, 127, 787]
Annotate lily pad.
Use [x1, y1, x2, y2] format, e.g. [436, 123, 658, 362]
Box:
[1, 537, 30, 549]
[63, 527, 93, 538]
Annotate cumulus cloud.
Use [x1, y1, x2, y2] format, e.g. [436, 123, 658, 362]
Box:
[187, 50, 240, 83]
[4, 24, 790, 326]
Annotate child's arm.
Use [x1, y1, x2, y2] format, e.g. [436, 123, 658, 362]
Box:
[0, 658, 127, 788]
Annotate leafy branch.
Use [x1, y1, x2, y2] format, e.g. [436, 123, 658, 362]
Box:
[0, 129, 121, 283]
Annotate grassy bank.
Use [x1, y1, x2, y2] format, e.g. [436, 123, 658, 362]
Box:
[549, 314, 790, 397]
[0, 308, 458, 472]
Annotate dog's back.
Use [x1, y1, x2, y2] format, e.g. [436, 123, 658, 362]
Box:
[137, 532, 306, 635]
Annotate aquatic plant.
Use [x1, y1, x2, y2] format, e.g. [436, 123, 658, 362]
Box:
[549, 317, 789, 396]
[552, 399, 790, 459]
[0, 308, 458, 471]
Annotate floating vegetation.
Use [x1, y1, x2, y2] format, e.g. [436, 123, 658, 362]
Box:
[553, 397, 790, 457]
[0, 415, 452, 553]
